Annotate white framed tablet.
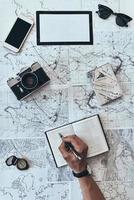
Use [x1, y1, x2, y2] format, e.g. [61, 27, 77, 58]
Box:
[36, 11, 93, 45]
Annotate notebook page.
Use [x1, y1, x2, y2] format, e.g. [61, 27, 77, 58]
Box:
[72, 116, 109, 157]
[46, 124, 75, 167]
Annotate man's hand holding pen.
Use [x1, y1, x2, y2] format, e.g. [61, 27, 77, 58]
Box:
[59, 135, 88, 173]
[59, 134, 106, 200]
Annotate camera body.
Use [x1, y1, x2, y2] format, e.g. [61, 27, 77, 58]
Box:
[7, 62, 50, 100]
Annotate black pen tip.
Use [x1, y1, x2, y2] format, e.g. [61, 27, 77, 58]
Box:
[59, 133, 63, 138]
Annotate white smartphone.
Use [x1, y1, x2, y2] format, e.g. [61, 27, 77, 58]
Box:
[4, 16, 34, 52]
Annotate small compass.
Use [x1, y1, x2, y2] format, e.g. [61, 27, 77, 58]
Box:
[17, 158, 29, 170]
[6, 156, 29, 171]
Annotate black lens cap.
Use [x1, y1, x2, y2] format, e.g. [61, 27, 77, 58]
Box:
[17, 158, 29, 170]
[5, 156, 18, 166]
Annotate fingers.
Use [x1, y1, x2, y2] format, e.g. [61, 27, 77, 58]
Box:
[63, 135, 85, 145]
[63, 135, 88, 153]
[59, 135, 88, 172]
[59, 142, 79, 163]
[59, 142, 72, 160]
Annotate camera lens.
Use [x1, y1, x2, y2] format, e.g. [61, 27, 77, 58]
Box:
[21, 73, 38, 90]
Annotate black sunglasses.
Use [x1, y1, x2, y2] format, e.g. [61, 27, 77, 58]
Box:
[96, 4, 132, 27]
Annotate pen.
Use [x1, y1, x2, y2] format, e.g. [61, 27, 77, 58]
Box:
[59, 133, 82, 160]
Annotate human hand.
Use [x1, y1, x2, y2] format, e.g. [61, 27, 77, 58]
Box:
[59, 135, 88, 173]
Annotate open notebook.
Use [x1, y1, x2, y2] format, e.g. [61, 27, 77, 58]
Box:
[45, 115, 109, 168]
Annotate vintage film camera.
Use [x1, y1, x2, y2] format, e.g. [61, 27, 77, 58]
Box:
[7, 62, 50, 100]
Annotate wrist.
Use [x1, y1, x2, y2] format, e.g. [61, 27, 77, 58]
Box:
[72, 168, 91, 178]
[72, 164, 92, 178]
[73, 162, 87, 173]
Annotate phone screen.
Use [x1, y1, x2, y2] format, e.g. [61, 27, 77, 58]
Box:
[5, 18, 32, 49]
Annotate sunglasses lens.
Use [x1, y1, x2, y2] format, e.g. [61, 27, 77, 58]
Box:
[116, 14, 132, 27]
[96, 4, 113, 19]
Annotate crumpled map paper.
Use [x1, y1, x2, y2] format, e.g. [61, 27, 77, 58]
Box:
[89, 63, 123, 105]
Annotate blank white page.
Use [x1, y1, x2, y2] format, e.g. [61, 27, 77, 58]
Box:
[39, 14, 90, 42]
[46, 124, 75, 167]
[72, 116, 109, 157]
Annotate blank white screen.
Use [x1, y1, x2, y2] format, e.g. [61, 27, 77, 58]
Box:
[39, 14, 90, 42]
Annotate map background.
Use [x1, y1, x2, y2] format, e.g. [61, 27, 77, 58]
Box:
[0, 0, 134, 199]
